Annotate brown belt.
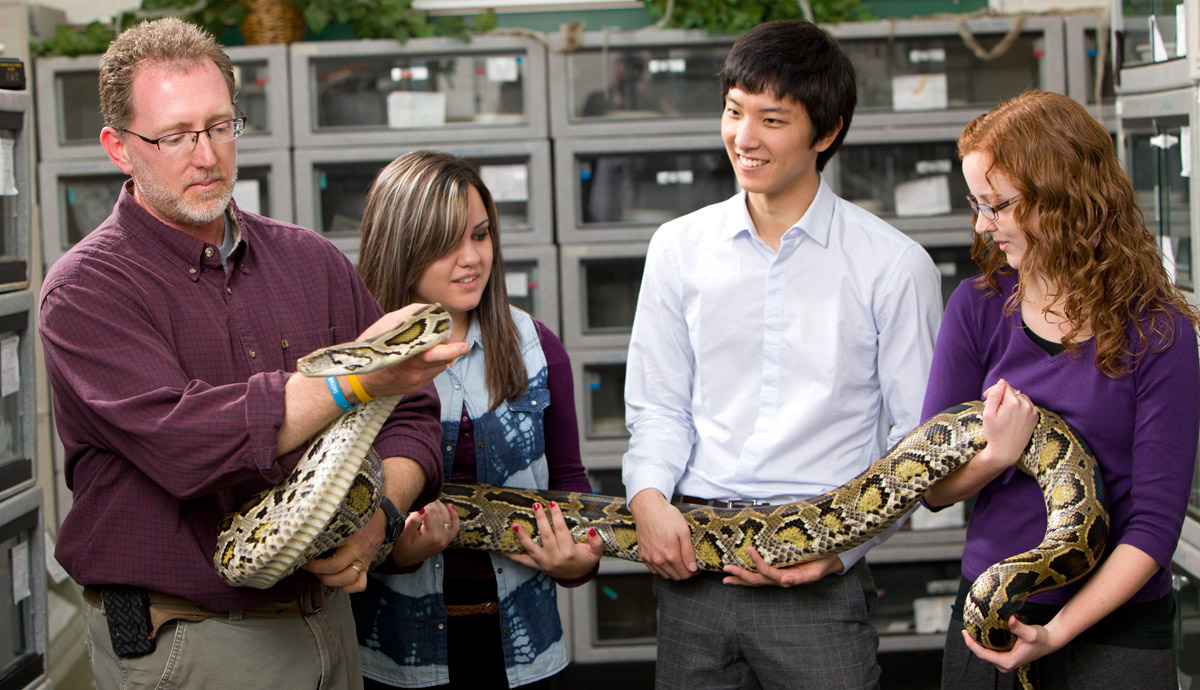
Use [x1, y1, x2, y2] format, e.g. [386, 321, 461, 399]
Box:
[83, 585, 329, 639]
[445, 602, 499, 616]
[674, 494, 773, 509]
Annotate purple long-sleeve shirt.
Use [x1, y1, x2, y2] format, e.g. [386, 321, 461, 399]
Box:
[921, 273, 1199, 605]
[40, 182, 443, 612]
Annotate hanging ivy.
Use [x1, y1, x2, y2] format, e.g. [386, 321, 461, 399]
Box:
[643, 0, 874, 35]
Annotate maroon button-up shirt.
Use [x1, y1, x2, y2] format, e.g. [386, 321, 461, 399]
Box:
[40, 181, 443, 611]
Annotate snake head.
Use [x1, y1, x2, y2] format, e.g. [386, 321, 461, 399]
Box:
[295, 304, 452, 377]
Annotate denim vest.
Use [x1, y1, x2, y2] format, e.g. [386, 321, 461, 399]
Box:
[353, 307, 567, 688]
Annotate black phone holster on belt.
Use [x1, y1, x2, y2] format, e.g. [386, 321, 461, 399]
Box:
[101, 585, 157, 657]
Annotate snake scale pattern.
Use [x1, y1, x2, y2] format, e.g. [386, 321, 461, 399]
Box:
[215, 305, 1110, 654]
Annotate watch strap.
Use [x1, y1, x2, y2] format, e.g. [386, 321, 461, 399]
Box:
[379, 496, 405, 543]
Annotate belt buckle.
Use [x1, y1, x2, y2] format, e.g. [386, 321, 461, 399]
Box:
[724, 498, 771, 509]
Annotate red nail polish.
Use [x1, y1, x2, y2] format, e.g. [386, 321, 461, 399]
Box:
[418, 508, 425, 514]
[550, 501, 557, 509]
[512, 525, 520, 532]
[533, 503, 541, 511]
[588, 528, 597, 537]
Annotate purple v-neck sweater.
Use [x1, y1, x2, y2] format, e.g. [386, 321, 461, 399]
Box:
[921, 273, 1199, 605]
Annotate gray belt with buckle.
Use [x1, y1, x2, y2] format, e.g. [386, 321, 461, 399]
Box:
[673, 494, 773, 509]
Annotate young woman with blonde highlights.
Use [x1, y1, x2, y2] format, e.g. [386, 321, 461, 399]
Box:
[921, 90, 1199, 689]
[352, 151, 603, 689]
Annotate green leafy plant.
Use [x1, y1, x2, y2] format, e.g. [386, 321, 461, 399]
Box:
[293, 0, 496, 42]
[31, 13, 139, 57]
[31, 0, 498, 57]
[643, 0, 873, 35]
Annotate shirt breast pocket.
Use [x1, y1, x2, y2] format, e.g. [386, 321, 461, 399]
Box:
[497, 385, 550, 461]
[281, 327, 338, 372]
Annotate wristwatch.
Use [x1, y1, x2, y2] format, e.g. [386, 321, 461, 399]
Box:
[379, 496, 405, 543]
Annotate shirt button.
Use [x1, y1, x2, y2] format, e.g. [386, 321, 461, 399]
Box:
[249, 349, 257, 358]
[204, 247, 214, 258]
[188, 267, 197, 274]
[477, 442, 483, 449]
[226, 287, 232, 295]
[434, 562, 442, 569]
[437, 623, 445, 630]
[445, 445, 453, 452]
[454, 383, 462, 390]
[496, 568, 503, 574]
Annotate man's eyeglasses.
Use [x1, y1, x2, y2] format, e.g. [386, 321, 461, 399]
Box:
[965, 194, 1021, 222]
[115, 104, 247, 156]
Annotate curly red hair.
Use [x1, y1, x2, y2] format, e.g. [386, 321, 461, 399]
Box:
[958, 90, 1198, 378]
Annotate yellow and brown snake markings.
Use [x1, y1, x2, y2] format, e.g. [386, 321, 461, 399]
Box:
[215, 306, 1110, 663]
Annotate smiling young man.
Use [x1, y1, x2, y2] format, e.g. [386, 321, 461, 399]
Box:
[622, 20, 943, 689]
[39, 18, 467, 690]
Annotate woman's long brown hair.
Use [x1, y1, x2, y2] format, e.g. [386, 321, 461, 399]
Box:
[958, 90, 1199, 377]
[357, 151, 526, 408]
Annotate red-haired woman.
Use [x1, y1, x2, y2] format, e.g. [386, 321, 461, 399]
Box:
[922, 90, 1199, 689]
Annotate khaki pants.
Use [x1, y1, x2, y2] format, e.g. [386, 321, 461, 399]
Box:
[83, 588, 363, 690]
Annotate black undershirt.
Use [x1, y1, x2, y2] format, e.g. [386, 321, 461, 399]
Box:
[1023, 320, 1067, 356]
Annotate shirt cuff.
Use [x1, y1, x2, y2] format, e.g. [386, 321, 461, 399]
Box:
[622, 465, 678, 507]
[554, 562, 600, 588]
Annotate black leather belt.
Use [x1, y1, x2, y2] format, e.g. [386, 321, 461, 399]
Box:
[674, 494, 773, 509]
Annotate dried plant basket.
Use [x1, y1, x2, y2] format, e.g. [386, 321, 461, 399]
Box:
[240, 0, 305, 44]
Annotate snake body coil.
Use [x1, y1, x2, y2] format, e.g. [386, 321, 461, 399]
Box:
[215, 307, 1110, 654]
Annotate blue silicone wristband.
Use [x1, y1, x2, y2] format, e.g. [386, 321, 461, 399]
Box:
[325, 376, 354, 411]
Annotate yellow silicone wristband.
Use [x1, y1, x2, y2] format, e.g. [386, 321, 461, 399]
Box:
[346, 374, 374, 403]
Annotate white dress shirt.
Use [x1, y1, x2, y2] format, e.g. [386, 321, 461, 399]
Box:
[622, 180, 943, 570]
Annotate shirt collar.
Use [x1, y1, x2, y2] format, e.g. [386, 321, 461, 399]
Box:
[114, 179, 248, 279]
[719, 178, 837, 249]
[464, 313, 484, 352]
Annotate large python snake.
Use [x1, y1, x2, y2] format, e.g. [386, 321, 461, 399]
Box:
[214, 305, 1110, 657]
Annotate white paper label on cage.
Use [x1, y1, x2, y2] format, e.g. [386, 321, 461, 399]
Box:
[45, 532, 70, 585]
[479, 164, 528, 202]
[506, 271, 530, 298]
[915, 159, 952, 176]
[0, 139, 16, 196]
[908, 48, 946, 63]
[1161, 235, 1178, 284]
[895, 175, 951, 217]
[891, 73, 948, 111]
[1150, 16, 1170, 62]
[11, 542, 28, 603]
[387, 91, 446, 129]
[1181, 127, 1192, 177]
[656, 170, 694, 185]
[649, 58, 687, 74]
[1, 336, 17, 397]
[1178, 4, 1190, 58]
[232, 179, 262, 216]
[391, 66, 429, 82]
[486, 57, 519, 83]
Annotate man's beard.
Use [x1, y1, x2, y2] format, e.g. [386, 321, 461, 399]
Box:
[130, 152, 238, 227]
